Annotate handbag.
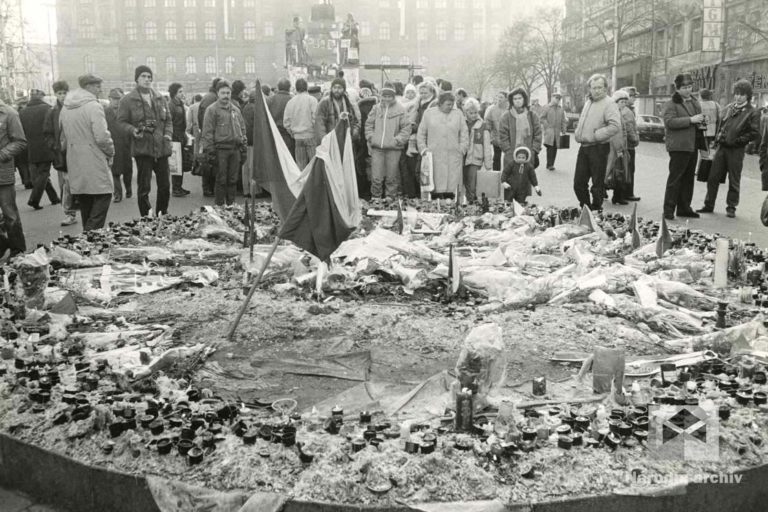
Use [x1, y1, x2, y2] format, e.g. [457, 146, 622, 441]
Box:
[559, 134, 570, 149]
[605, 154, 627, 190]
[696, 154, 726, 184]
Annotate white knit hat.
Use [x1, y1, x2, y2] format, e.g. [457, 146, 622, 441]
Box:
[513, 146, 531, 162]
[612, 89, 629, 102]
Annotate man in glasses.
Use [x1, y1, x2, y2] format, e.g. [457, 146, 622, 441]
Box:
[661, 73, 705, 220]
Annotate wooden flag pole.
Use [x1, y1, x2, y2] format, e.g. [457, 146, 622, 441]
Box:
[249, 182, 256, 264]
[227, 235, 281, 341]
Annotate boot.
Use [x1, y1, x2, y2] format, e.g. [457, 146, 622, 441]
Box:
[113, 178, 123, 203]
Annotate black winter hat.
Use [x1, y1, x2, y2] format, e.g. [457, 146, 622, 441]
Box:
[134, 65, 153, 82]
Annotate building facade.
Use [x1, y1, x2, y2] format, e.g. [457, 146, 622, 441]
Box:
[55, 0, 512, 94]
[563, 0, 768, 110]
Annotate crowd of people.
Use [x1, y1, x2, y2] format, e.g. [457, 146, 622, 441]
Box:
[0, 65, 765, 259]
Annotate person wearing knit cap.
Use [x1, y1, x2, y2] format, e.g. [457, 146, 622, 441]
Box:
[105, 87, 132, 203]
[117, 65, 173, 217]
[19, 82, 60, 211]
[619, 86, 640, 202]
[606, 89, 630, 205]
[197, 78, 223, 197]
[501, 146, 540, 205]
[366, 81, 410, 199]
[314, 76, 360, 145]
[43, 80, 77, 225]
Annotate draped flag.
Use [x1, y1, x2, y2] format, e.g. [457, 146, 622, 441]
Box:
[629, 203, 641, 249]
[251, 80, 305, 221]
[278, 119, 361, 261]
[655, 215, 673, 258]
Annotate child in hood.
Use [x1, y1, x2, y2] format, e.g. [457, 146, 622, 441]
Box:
[501, 146, 541, 205]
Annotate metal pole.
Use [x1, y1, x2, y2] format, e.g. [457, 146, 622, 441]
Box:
[227, 235, 281, 341]
[47, 5, 55, 88]
[611, 0, 619, 92]
[648, 0, 654, 95]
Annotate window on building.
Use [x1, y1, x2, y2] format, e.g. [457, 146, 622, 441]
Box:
[145, 21, 157, 40]
[435, 0, 446, 8]
[244, 0, 255, 6]
[204, 0, 215, 6]
[379, 0, 390, 6]
[379, 21, 390, 40]
[205, 56, 216, 74]
[245, 56, 256, 74]
[126, 21, 137, 40]
[165, 56, 176, 75]
[146, 56, 156, 70]
[490, 0, 501, 8]
[125, 0, 136, 7]
[436, 22, 447, 41]
[264, 21, 274, 37]
[399, 55, 410, 65]
[183, 0, 195, 7]
[84, 54, 95, 73]
[653, 28, 665, 58]
[79, 18, 95, 39]
[690, 17, 702, 52]
[144, 0, 155, 7]
[381, 55, 391, 65]
[204, 21, 216, 40]
[416, 0, 427, 8]
[360, 21, 370, 37]
[668, 23, 683, 55]
[472, 21, 482, 40]
[244, 21, 256, 40]
[472, 0, 482, 8]
[165, 21, 176, 40]
[164, 0, 175, 6]
[455, 0, 465, 7]
[185, 21, 196, 40]
[225, 56, 235, 74]
[420, 55, 429, 66]
[126, 56, 136, 74]
[454, 22, 464, 41]
[417, 22, 427, 41]
[185, 56, 196, 74]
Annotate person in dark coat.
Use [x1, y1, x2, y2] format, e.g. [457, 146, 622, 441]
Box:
[117, 65, 173, 217]
[697, 79, 760, 218]
[197, 78, 221, 197]
[19, 88, 60, 210]
[13, 96, 31, 190]
[662, 73, 705, 220]
[267, 78, 295, 158]
[0, 97, 28, 255]
[43, 80, 78, 226]
[168, 82, 190, 197]
[502, 146, 541, 205]
[356, 88, 378, 199]
[105, 88, 132, 203]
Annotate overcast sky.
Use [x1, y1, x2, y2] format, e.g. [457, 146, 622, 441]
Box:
[21, 0, 566, 44]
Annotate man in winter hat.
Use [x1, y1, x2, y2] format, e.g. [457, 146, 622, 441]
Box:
[315, 77, 360, 143]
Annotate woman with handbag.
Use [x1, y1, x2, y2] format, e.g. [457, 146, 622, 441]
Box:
[607, 90, 629, 205]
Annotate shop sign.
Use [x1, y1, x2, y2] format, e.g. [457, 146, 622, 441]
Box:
[703, 0, 724, 52]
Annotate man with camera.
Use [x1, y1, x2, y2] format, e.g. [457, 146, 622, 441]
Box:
[697, 79, 760, 219]
[117, 65, 173, 217]
[201, 80, 247, 206]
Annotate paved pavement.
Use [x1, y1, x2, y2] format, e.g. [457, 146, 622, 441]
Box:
[10, 141, 768, 249]
[0, 486, 65, 512]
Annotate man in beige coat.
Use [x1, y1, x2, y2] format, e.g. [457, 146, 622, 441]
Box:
[540, 92, 568, 171]
[59, 74, 115, 231]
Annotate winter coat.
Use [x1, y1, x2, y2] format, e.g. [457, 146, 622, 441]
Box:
[417, 107, 469, 194]
[574, 95, 621, 146]
[267, 91, 292, 129]
[315, 93, 360, 142]
[662, 92, 702, 153]
[357, 96, 378, 155]
[483, 103, 505, 146]
[169, 96, 186, 143]
[198, 91, 218, 130]
[607, 108, 628, 179]
[0, 101, 27, 186]
[365, 100, 410, 150]
[242, 101, 256, 146]
[19, 97, 54, 163]
[117, 87, 173, 159]
[201, 100, 246, 152]
[540, 103, 568, 148]
[464, 118, 493, 168]
[501, 160, 537, 199]
[105, 104, 132, 174]
[284, 92, 318, 141]
[43, 102, 66, 170]
[621, 105, 639, 149]
[716, 102, 760, 149]
[499, 109, 542, 170]
[59, 88, 114, 195]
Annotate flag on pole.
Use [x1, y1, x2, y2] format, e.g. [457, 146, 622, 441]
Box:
[278, 119, 361, 261]
[251, 79, 304, 221]
[655, 216, 673, 258]
[446, 243, 461, 298]
[629, 203, 641, 249]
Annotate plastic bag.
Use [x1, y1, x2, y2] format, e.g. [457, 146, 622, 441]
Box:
[420, 151, 434, 192]
[454, 323, 507, 402]
[14, 247, 50, 309]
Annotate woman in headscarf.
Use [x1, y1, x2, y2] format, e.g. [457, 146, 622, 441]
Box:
[402, 82, 438, 198]
[498, 87, 542, 173]
[607, 89, 629, 205]
[417, 91, 469, 198]
[399, 83, 420, 198]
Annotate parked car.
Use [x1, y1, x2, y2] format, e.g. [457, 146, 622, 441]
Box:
[637, 115, 665, 142]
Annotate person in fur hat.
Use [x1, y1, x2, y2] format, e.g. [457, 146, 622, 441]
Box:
[314, 77, 360, 142]
[501, 146, 541, 205]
